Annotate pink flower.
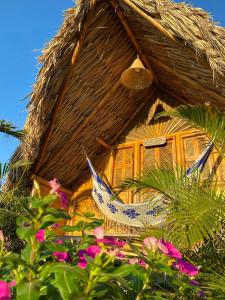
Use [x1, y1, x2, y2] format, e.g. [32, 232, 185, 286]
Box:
[35, 229, 45, 243]
[94, 226, 126, 247]
[159, 241, 182, 259]
[49, 178, 61, 194]
[143, 237, 158, 251]
[93, 226, 104, 239]
[52, 223, 60, 229]
[55, 239, 64, 244]
[174, 259, 199, 276]
[107, 249, 125, 259]
[53, 252, 71, 262]
[0, 280, 16, 300]
[99, 237, 126, 247]
[129, 258, 146, 268]
[77, 245, 101, 269]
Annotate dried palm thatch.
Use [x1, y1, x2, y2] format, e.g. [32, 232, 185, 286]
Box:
[7, 0, 225, 191]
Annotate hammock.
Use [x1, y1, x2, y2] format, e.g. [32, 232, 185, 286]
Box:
[86, 142, 213, 227]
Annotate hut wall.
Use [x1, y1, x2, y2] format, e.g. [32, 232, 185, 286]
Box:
[68, 91, 225, 236]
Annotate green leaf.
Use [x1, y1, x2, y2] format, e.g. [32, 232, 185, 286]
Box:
[0, 254, 28, 267]
[49, 263, 88, 281]
[46, 208, 71, 220]
[16, 280, 40, 300]
[53, 270, 77, 300]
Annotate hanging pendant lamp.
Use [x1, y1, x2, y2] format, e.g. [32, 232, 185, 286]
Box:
[120, 57, 153, 90]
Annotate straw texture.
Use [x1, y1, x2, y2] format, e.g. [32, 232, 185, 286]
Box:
[7, 0, 225, 190]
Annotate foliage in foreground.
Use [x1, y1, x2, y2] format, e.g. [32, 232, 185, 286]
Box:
[0, 181, 206, 300]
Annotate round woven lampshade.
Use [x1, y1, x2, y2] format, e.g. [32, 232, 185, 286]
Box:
[120, 58, 153, 90]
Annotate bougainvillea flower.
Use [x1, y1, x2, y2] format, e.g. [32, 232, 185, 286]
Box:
[35, 229, 45, 243]
[159, 240, 182, 259]
[53, 251, 71, 262]
[58, 192, 68, 209]
[107, 249, 125, 259]
[129, 258, 146, 268]
[94, 226, 126, 247]
[0, 280, 16, 300]
[99, 237, 126, 247]
[48, 178, 61, 194]
[77, 245, 101, 269]
[174, 259, 199, 276]
[143, 237, 158, 251]
[55, 239, 64, 244]
[52, 223, 60, 229]
[93, 226, 104, 239]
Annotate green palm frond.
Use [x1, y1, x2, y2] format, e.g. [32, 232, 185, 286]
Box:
[0, 120, 25, 139]
[202, 271, 225, 297]
[119, 168, 225, 248]
[157, 105, 225, 157]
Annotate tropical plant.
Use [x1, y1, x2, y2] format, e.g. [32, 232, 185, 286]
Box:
[0, 120, 24, 139]
[0, 180, 203, 299]
[119, 104, 225, 297]
[158, 104, 225, 157]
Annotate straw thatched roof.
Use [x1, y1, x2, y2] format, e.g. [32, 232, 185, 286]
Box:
[8, 0, 225, 190]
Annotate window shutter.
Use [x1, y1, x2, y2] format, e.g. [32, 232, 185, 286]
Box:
[112, 146, 134, 203]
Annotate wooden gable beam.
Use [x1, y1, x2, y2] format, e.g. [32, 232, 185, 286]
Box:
[109, 0, 158, 84]
[33, 1, 97, 175]
[109, 0, 225, 106]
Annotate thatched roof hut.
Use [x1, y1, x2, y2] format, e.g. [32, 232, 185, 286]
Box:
[8, 0, 225, 192]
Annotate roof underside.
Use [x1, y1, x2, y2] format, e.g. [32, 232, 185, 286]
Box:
[9, 0, 225, 190]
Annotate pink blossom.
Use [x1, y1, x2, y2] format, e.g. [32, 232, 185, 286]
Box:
[129, 258, 146, 268]
[53, 252, 71, 262]
[94, 226, 126, 247]
[55, 239, 64, 244]
[143, 237, 158, 251]
[0, 280, 16, 300]
[174, 259, 199, 277]
[77, 245, 101, 269]
[35, 229, 45, 243]
[52, 223, 60, 229]
[97, 237, 126, 247]
[93, 226, 104, 239]
[48, 178, 61, 194]
[159, 241, 182, 259]
[107, 249, 125, 259]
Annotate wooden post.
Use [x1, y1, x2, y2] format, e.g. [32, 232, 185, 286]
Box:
[120, 0, 176, 42]
[96, 137, 111, 149]
[109, 0, 157, 84]
[33, 1, 97, 174]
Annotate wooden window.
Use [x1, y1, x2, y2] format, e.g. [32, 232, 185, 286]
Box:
[141, 137, 176, 171]
[111, 131, 224, 206]
[112, 146, 134, 203]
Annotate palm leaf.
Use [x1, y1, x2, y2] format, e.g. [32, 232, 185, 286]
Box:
[157, 105, 225, 157]
[119, 167, 225, 248]
[0, 120, 25, 139]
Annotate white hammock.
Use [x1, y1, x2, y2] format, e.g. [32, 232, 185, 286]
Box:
[86, 142, 213, 227]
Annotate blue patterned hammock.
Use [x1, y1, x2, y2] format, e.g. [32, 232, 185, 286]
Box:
[86, 142, 213, 227]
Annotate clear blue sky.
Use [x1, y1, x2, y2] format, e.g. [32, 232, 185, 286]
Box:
[0, 0, 224, 164]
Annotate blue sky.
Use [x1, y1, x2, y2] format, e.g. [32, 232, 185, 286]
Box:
[0, 0, 224, 163]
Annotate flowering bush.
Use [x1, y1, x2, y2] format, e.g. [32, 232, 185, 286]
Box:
[0, 180, 204, 299]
